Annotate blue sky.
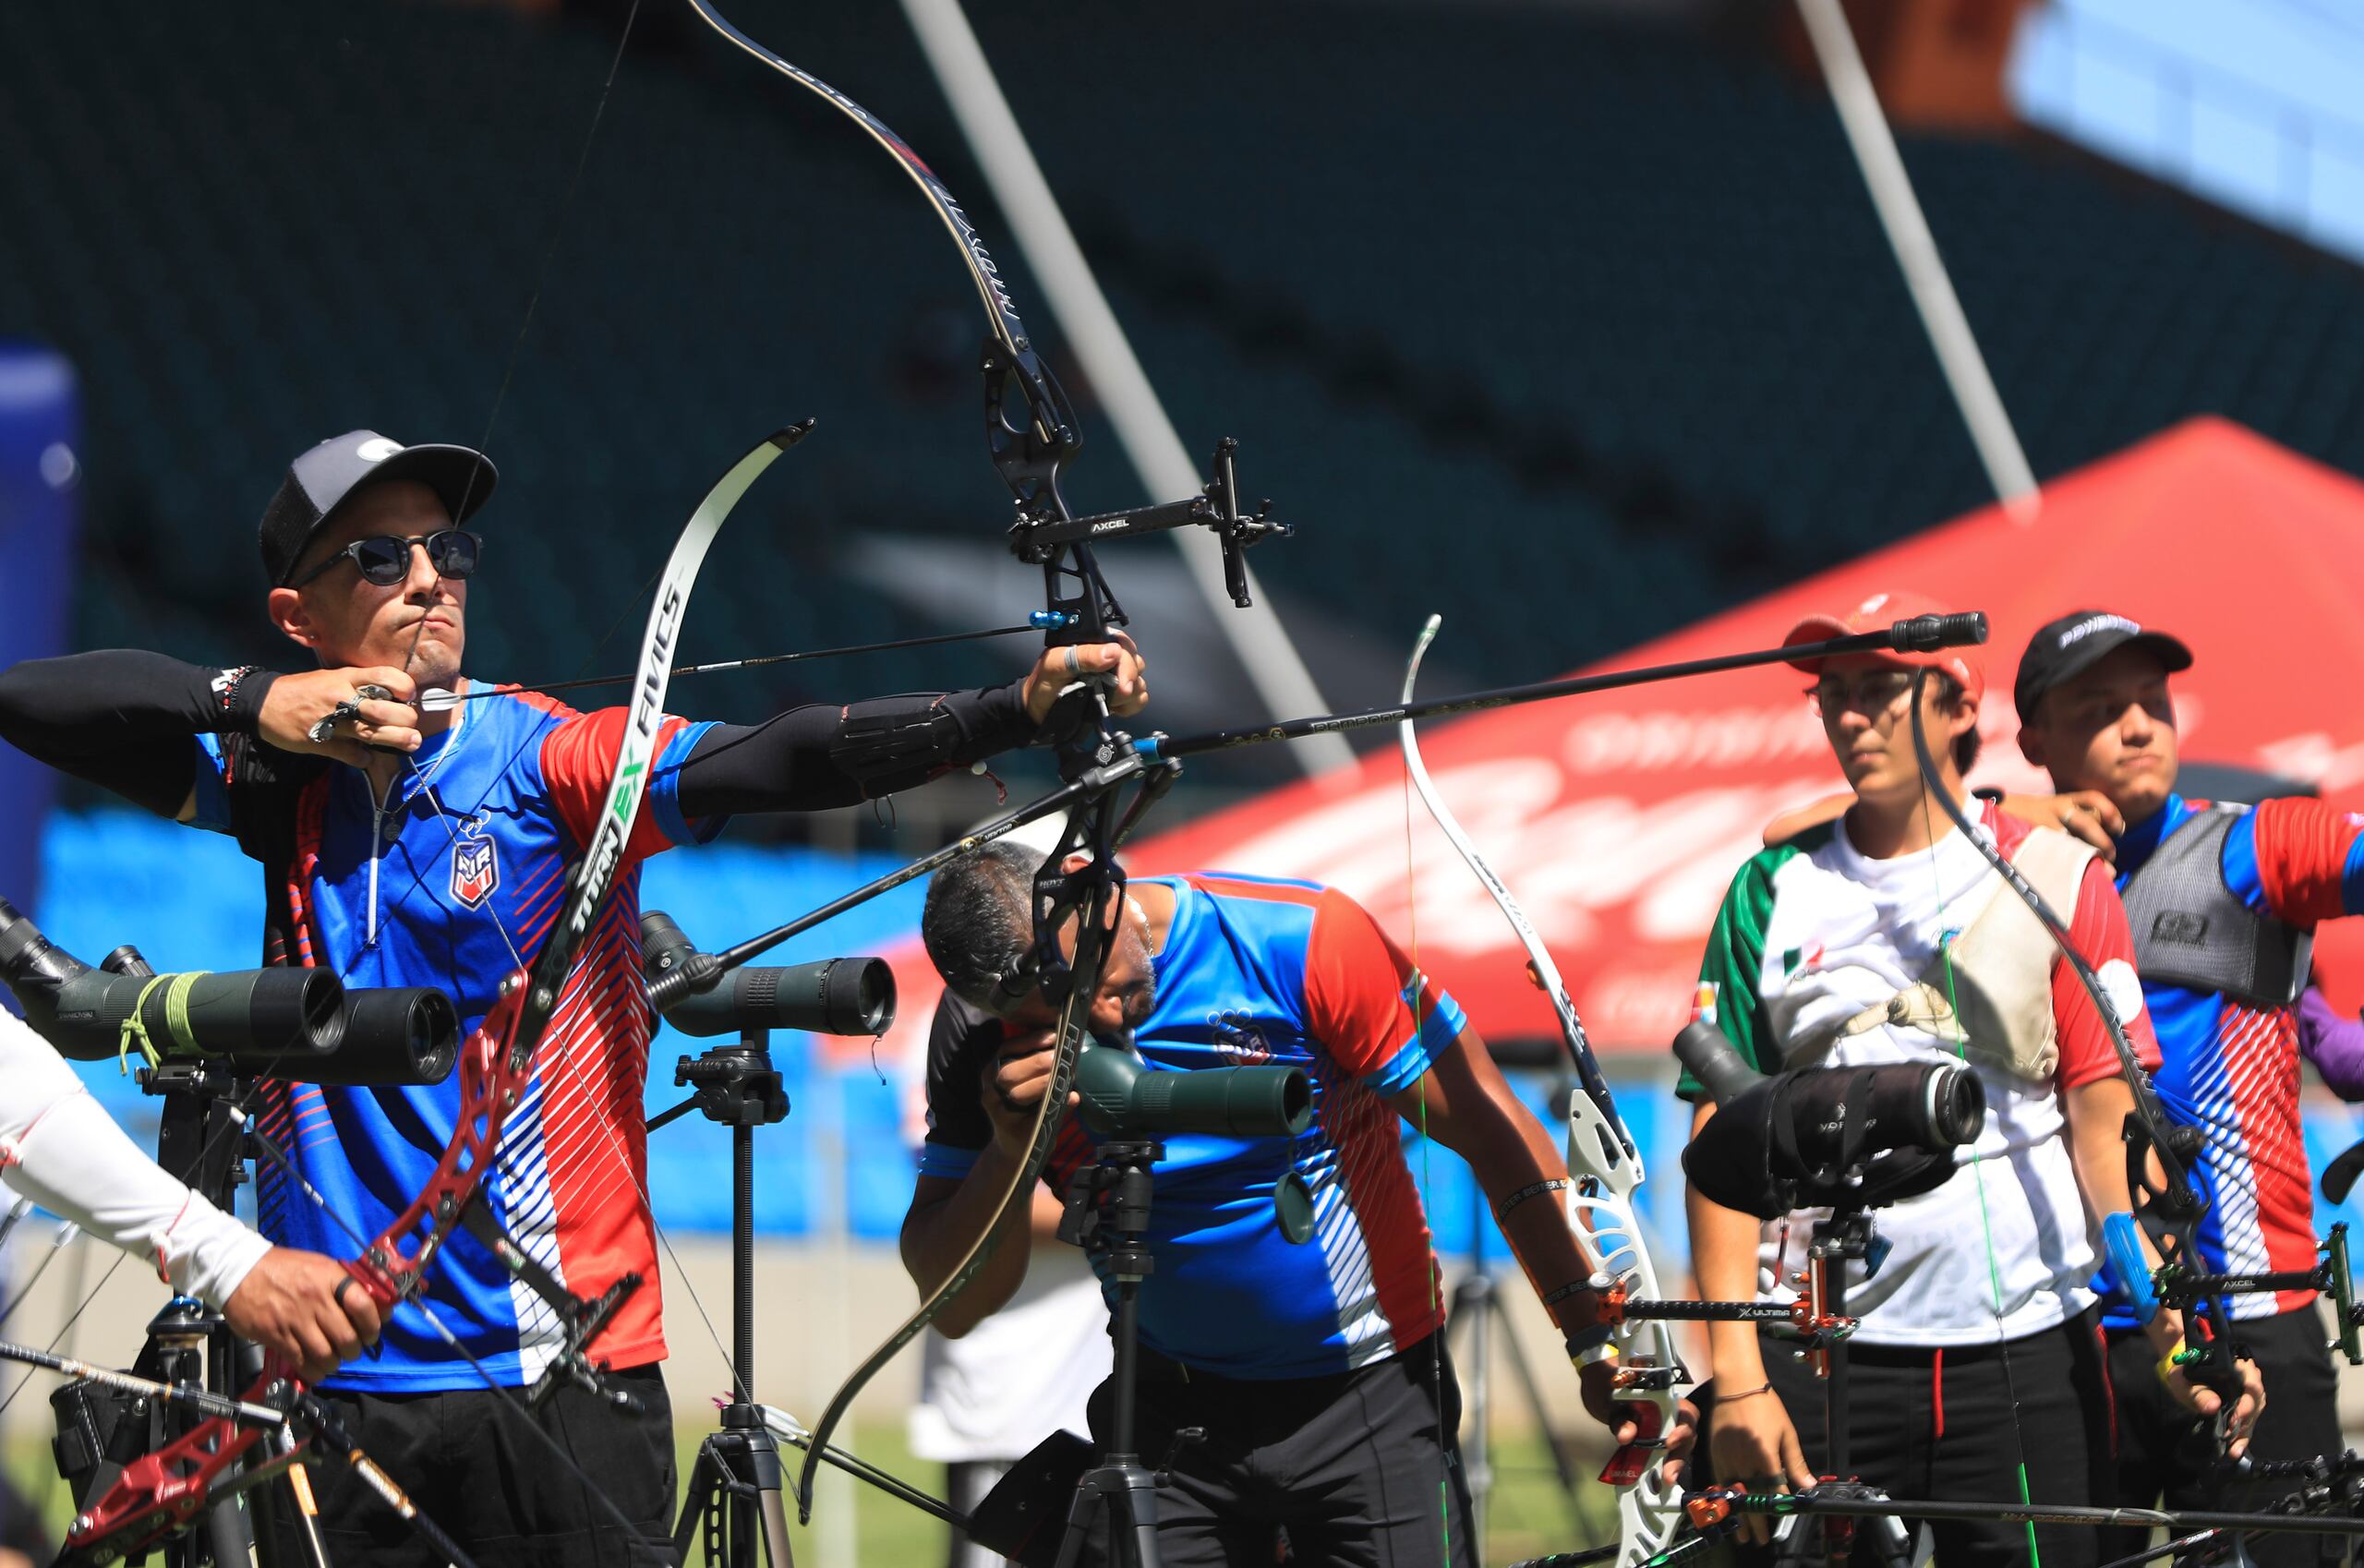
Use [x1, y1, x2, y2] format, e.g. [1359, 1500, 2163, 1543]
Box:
[2009, 0, 2364, 259]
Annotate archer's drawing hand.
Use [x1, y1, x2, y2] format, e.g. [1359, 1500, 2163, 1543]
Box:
[223, 1247, 385, 1383]
[979, 1028, 1079, 1159]
[1707, 1381, 1815, 1547]
[260, 666, 422, 765]
[1022, 633, 1149, 722]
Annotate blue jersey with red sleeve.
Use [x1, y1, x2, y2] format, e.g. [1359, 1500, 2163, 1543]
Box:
[191, 688, 718, 1390]
[2108, 792, 2364, 1325]
[919, 873, 1465, 1378]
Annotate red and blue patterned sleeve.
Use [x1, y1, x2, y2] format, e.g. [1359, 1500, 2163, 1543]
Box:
[1301, 887, 1468, 1097]
[2237, 797, 2364, 926]
[536, 708, 722, 860]
[2054, 856, 2164, 1090]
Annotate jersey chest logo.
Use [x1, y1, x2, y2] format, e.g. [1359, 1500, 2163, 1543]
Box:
[451, 826, 501, 910]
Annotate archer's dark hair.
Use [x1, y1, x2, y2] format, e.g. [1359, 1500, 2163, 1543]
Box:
[922, 841, 1037, 1010]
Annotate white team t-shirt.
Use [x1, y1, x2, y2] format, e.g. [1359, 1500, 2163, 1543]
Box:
[1708, 809, 2150, 1345]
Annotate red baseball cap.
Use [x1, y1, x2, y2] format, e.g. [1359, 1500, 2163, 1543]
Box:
[1782, 589, 1985, 702]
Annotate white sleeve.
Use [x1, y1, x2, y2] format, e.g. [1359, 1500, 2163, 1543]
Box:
[0, 1009, 271, 1308]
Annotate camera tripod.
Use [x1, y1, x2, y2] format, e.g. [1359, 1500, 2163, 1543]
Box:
[655, 1036, 801, 1568]
[1049, 1139, 1179, 1568]
[1446, 1176, 1588, 1544]
[42, 1056, 327, 1568]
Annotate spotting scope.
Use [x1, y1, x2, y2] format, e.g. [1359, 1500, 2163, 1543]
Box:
[640, 912, 895, 1039]
[1073, 1041, 1312, 1140]
[0, 899, 458, 1085]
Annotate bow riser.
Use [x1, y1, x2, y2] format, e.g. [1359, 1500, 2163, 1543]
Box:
[1401, 616, 1684, 1565]
[1563, 1098, 1684, 1565]
[63, 1361, 296, 1563]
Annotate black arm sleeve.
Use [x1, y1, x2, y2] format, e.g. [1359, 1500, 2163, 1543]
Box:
[919, 991, 1003, 1172]
[674, 680, 1037, 818]
[0, 651, 280, 818]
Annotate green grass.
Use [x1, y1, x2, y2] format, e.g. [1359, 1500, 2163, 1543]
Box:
[10, 1419, 1615, 1566]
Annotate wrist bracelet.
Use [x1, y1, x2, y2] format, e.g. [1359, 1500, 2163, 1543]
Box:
[211, 665, 278, 735]
[1493, 1177, 1569, 1223]
[1721, 1381, 1776, 1404]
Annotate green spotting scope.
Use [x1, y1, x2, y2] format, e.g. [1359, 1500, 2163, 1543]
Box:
[0, 898, 457, 1085]
[1073, 1041, 1312, 1140]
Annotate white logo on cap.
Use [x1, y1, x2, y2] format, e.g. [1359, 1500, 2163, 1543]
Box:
[356, 437, 404, 464]
[2058, 614, 2140, 650]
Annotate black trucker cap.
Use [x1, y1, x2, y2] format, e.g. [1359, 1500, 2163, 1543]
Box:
[259, 430, 498, 586]
[2013, 610, 2194, 722]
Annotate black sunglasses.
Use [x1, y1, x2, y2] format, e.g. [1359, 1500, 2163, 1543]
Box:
[288, 528, 482, 589]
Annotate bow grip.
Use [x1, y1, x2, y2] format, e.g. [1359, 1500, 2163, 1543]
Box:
[1597, 1397, 1665, 1488]
[2104, 1210, 2161, 1324]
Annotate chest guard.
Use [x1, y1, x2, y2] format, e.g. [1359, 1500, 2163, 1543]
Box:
[2119, 803, 2311, 1009]
[1825, 826, 2094, 1084]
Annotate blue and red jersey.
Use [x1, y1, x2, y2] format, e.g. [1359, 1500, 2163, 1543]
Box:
[2108, 792, 2364, 1325]
[192, 688, 718, 1391]
[920, 873, 1465, 1378]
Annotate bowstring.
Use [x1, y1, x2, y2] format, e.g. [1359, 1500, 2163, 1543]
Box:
[1910, 672, 2042, 1564]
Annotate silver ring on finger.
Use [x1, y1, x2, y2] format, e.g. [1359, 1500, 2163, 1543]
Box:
[1062, 645, 1079, 680]
[308, 701, 363, 745]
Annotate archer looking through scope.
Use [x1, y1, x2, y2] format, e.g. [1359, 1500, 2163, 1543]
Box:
[1674, 1019, 1985, 1219]
[0, 898, 459, 1086]
[640, 911, 895, 1038]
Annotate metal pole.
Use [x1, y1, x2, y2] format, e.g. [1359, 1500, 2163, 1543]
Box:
[1794, 0, 2043, 523]
[896, 0, 1356, 778]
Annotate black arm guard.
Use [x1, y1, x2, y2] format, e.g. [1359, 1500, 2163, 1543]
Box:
[0, 651, 284, 817]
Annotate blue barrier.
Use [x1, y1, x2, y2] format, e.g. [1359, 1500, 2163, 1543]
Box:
[34, 806, 2364, 1269]
[0, 345, 79, 917]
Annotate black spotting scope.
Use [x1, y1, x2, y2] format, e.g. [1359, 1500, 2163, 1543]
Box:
[1073, 1041, 1312, 1140]
[1673, 1019, 1984, 1219]
[639, 911, 895, 1038]
[0, 899, 458, 1085]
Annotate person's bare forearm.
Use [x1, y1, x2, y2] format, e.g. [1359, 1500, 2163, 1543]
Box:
[1686, 1102, 1771, 1386]
[899, 1149, 1038, 1338]
[2065, 1076, 2182, 1353]
[1407, 1044, 1599, 1337]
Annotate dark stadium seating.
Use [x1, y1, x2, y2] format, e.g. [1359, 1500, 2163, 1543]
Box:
[7, 0, 2364, 782]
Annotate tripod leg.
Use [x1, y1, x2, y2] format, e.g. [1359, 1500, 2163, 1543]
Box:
[1051, 1474, 1106, 1568]
[1486, 1287, 1587, 1536]
[676, 1444, 724, 1566]
[754, 1484, 796, 1568]
[1452, 1275, 1494, 1547]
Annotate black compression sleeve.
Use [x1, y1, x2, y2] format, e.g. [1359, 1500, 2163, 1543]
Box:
[0, 651, 281, 817]
[675, 680, 1036, 817]
[919, 991, 1002, 1170]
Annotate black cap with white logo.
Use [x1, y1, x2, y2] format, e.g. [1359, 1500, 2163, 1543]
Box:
[2013, 609, 2194, 721]
[259, 430, 498, 586]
